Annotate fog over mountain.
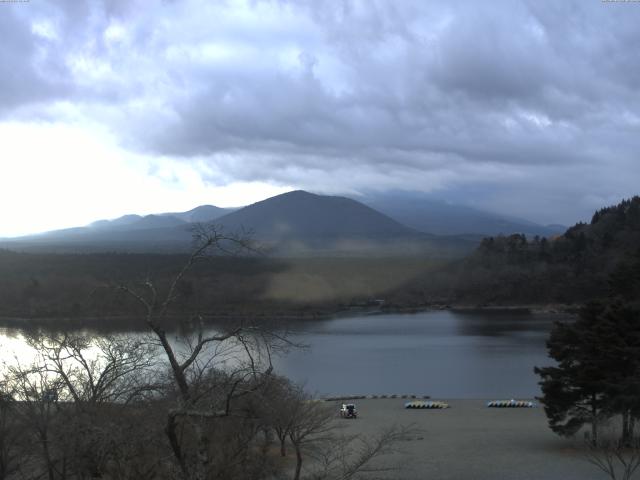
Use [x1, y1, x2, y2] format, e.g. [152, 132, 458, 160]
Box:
[362, 191, 565, 237]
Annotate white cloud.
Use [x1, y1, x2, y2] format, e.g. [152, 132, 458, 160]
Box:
[0, 122, 292, 237]
[1, 0, 639, 231]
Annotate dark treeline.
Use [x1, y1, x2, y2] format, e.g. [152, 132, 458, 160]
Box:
[1, 196, 639, 326]
[0, 252, 291, 323]
[0, 249, 441, 326]
[414, 196, 640, 306]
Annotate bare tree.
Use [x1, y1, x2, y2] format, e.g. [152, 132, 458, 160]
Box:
[19, 332, 161, 478]
[259, 375, 301, 457]
[26, 332, 158, 406]
[0, 381, 23, 480]
[8, 362, 67, 480]
[585, 423, 640, 480]
[262, 379, 415, 480]
[0, 330, 163, 480]
[117, 224, 287, 480]
[310, 425, 414, 480]
[288, 398, 336, 480]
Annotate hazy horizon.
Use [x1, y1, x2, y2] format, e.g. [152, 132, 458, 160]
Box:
[0, 188, 581, 239]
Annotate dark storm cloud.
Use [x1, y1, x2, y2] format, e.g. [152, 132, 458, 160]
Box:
[3, 0, 640, 223]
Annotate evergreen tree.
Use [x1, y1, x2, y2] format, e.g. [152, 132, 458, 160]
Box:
[535, 304, 610, 444]
[535, 301, 640, 445]
[608, 250, 640, 304]
[595, 302, 640, 445]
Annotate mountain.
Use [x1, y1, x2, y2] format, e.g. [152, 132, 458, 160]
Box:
[1, 209, 198, 253]
[89, 205, 231, 230]
[19, 204, 229, 242]
[362, 191, 565, 237]
[2, 216, 190, 253]
[90, 214, 143, 228]
[209, 190, 469, 255]
[93, 214, 187, 231]
[215, 190, 415, 240]
[160, 205, 231, 223]
[0, 191, 477, 256]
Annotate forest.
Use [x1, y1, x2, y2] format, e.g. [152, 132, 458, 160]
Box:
[1, 197, 639, 327]
[408, 196, 640, 307]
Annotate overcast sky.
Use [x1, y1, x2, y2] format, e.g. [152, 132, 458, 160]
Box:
[1, 0, 639, 236]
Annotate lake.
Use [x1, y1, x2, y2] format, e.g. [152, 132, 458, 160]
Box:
[274, 310, 567, 398]
[0, 310, 569, 399]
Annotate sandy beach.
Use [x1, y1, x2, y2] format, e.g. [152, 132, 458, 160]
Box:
[327, 399, 605, 480]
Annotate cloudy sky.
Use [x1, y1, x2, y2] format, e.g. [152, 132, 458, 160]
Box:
[1, 0, 639, 236]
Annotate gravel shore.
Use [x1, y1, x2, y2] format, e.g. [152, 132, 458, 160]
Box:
[328, 399, 604, 480]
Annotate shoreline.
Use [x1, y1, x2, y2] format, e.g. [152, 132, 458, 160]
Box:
[0, 303, 579, 330]
[335, 302, 580, 318]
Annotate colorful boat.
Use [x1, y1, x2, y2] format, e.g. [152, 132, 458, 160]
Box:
[487, 399, 535, 408]
[404, 400, 449, 409]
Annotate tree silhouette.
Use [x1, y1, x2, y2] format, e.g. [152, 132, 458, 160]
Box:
[536, 301, 640, 445]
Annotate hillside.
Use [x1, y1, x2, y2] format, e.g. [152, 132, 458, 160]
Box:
[362, 192, 565, 237]
[0, 205, 231, 253]
[216, 190, 416, 239]
[423, 196, 640, 305]
[103, 214, 187, 231]
[212, 190, 472, 256]
[161, 205, 231, 223]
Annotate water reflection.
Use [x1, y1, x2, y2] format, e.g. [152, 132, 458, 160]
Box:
[0, 311, 567, 399]
[450, 309, 569, 338]
[273, 310, 566, 398]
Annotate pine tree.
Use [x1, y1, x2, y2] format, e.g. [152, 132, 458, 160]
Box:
[535, 304, 609, 444]
[535, 301, 640, 445]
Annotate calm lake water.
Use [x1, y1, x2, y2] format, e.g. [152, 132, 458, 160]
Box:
[273, 310, 567, 398]
[0, 310, 569, 399]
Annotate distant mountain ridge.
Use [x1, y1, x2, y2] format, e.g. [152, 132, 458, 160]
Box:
[160, 205, 231, 223]
[89, 205, 231, 231]
[90, 214, 143, 229]
[0, 190, 568, 256]
[362, 191, 565, 237]
[92, 214, 186, 230]
[0, 191, 473, 256]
